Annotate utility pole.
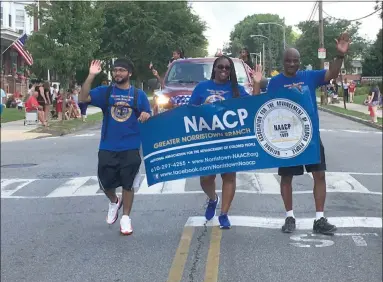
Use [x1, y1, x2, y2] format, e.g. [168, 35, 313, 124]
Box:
[318, 0, 326, 105]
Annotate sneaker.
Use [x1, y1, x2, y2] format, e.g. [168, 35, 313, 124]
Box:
[106, 196, 122, 224]
[218, 214, 231, 229]
[120, 215, 133, 235]
[282, 216, 296, 233]
[313, 217, 337, 235]
[205, 194, 219, 221]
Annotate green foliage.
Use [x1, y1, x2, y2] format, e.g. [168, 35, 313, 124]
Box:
[95, 1, 207, 82]
[362, 29, 382, 76]
[25, 1, 105, 88]
[224, 14, 295, 74]
[295, 19, 367, 70]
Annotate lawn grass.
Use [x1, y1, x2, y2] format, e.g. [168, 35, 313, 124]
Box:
[30, 112, 103, 136]
[321, 104, 382, 125]
[1, 108, 25, 123]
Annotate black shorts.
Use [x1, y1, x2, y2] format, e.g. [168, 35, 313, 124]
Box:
[278, 138, 326, 176]
[97, 149, 141, 191]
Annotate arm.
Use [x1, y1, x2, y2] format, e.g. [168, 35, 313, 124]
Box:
[188, 84, 202, 106]
[79, 60, 103, 103]
[324, 55, 344, 82]
[79, 74, 96, 103]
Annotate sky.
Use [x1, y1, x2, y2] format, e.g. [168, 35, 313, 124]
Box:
[190, 0, 382, 56]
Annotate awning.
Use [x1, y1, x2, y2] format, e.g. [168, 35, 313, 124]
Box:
[1, 28, 21, 51]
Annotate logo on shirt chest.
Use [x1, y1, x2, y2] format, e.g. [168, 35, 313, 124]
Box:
[204, 89, 229, 104]
[110, 95, 133, 122]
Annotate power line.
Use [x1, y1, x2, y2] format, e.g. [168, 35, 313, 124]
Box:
[323, 7, 382, 22]
[307, 1, 318, 21]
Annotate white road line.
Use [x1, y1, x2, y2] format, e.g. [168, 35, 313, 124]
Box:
[72, 176, 100, 196]
[308, 172, 369, 193]
[162, 179, 186, 194]
[343, 130, 369, 133]
[254, 173, 280, 194]
[136, 176, 164, 194]
[73, 134, 95, 137]
[46, 177, 91, 197]
[1, 179, 36, 197]
[185, 216, 383, 229]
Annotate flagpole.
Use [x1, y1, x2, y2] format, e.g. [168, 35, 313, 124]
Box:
[1, 33, 23, 55]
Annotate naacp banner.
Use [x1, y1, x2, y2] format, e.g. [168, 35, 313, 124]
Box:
[139, 87, 320, 186]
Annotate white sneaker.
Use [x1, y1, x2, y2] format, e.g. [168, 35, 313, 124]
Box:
[106, 197, 122, 224]
[120, 215, 133, 235]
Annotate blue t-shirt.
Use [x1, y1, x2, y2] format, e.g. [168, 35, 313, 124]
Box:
[188, 80, 249, 106]
[89, 85, 151, 152]
[267, 70, 329, 113]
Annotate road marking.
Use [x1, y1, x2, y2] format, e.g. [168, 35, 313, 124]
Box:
[1, 171, 382, 198]
[162, 179, 186, 194]
[0, 179, 36, 197]
[73, 133, 95, 137]
[72, 176, 100, 196]
[307, 172, 370, 193]
[290, 234, 334, 248]
[136, 176, 164, 194]
[185, 216, 382, 229]
[46, 177, 91, 197]
[204, 227, 222, 282]
[253, 173, 280, 194]
[166, 226, 194, 282]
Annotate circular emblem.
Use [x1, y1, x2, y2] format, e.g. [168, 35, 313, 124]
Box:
[254, 98, 313, 159]
[111, 101, 132, 122]
[204, 95, 225, 104]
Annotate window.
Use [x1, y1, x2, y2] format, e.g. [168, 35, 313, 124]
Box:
[8, 14, 11, 27]
[1, 7, 3, 26]
[15, 9, 25, 31]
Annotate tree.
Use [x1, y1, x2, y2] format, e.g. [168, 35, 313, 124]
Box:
[25, 1, 105, 89]
[295, 19, 367, 71]
[96, 1, 208, 85]
[362, 29, 382, 76]
[224, 14, 295, 75]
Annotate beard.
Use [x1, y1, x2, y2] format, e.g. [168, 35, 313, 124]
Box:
[114, 76, 130, 85]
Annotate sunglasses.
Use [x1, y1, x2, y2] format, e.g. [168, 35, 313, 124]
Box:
[216, 64, 231, 71]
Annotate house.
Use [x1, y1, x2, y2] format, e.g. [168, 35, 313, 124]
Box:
[1, 1, 37, 96]
[340, 58, 363, 83]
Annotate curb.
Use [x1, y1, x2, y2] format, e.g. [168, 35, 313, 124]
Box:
[318, 106, 383, 130]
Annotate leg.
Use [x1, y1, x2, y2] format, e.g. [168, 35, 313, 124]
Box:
[306, 139, 336, 235]
[220, 172, 236, 214]
[218, 172, 236, 229]
[97, 150, 122, 224]
[278, 166, 303, 233]
[119, 149, 141, 235]
[201, 175, 219, 221]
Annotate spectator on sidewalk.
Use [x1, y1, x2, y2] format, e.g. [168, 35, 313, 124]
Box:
[342, 78, 349, 102]
[368, 84, 381, 123]
[348, 80, 356, 103]
[1, 87, 6, 124]
[25, 89, 48, 126]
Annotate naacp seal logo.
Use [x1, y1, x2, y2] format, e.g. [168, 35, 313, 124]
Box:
[111, 101, 132, 122]
[254, 99, 313, 159]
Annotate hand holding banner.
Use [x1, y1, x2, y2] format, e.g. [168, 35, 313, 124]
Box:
[140, 87, 320, 186]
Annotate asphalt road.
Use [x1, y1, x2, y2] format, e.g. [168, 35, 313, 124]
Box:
[1, 111, 382, 282]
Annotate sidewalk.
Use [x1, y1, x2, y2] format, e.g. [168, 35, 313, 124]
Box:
[1, 106, 102, 143]
[316, 97, 383, 118]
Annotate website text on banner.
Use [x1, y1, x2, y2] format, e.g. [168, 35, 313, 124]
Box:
[140, 87, 320, 186]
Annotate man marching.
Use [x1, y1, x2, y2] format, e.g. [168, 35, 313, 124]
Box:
[254, 33, 350, 235]
[80, 59, 151, 235]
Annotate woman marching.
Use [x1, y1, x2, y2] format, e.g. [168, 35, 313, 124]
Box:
[188, 55, 262, 229]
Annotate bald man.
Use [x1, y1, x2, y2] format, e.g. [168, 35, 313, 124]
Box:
[263, 33, 350, 235]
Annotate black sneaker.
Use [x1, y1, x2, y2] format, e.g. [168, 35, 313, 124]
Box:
[313, 217, 337, 235]
[282, 216, 296, 233]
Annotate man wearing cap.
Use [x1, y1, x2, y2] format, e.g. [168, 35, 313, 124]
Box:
[80, 58, 151, 235]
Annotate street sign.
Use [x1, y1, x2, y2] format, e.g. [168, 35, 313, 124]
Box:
[318, 48, 326, 59]
[324, 62, 330, 70]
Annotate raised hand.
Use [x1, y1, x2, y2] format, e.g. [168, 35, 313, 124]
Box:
[89, 60, 102, 75]
[252, 64, 263, 83]
[335, 32, 350, 55]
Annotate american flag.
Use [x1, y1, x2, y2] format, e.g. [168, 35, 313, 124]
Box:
[244, 62, 254, 76]
[12, 33, 33, 66]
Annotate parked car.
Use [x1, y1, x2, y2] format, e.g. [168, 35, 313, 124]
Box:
[148, 57, 254, 115]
